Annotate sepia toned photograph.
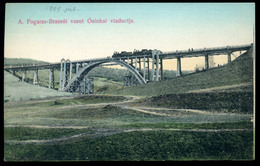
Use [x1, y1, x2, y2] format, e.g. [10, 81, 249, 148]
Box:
[4, 3, 255, 161]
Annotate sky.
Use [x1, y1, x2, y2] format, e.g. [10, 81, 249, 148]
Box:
[4, 3, 255, 70]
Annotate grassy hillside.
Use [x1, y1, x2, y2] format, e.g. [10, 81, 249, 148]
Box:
[109, 47, 253, 96]
[5, 130, 253, 161]
[141, 91, 253, 113]
[4, 58, 49, 66]
[94, 77, 124, 93]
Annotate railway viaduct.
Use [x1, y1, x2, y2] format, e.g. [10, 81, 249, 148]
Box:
[4, 44, 252, 94]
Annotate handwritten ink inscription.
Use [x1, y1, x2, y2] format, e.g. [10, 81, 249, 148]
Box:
[48, 6, 78, 13]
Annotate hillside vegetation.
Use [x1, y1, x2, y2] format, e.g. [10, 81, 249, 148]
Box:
[109, 47, 253, 96]
[4, 58, 49, 66]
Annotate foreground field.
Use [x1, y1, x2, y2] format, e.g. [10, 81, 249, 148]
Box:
[4, 94, 254, 161]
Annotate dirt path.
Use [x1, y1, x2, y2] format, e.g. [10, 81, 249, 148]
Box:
[130, 106, 212, 115]
[4, 125, 90, 129]
[54, 95, 143, 110]
[187, 82, 252, 93]
[5, 128, 252, 145]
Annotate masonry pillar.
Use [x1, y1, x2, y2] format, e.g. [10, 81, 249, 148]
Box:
[33, 69, 39, 85]
[22, 70, 26, 82]
[176, 57, 182, 77]
[138, 58, 141, 71]
[59, 59, 65, 90]
[49, 68, 54, 89]
[135, 57, 137, 70]
[147, 57, 150, 81]
[69, 62, 72, 80]
[205, 54, 209, 69]
[152, 52, 155, 81]
[155, 53, 159, 81]
[76, 63, 79, 74]
[143, 56, 146, 80]
[62, 61, 66, 89]
[65, 60, 70, 85]
[160, 58, 163, 80]
[227, 52, 232, 63]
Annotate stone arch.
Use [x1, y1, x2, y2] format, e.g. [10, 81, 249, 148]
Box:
[63, 59, 146, 92]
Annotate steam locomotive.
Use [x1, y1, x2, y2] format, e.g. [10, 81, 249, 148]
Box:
[112, 49, 153, 58]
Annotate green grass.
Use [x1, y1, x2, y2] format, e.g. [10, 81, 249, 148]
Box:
[143, 91, 253, 113]
[50, 105, 161, 123]
[94, 77, 124, 93]
[27, 95, 126, 107]
[52, 105, 127, 119]
[4, 127, 92, 141]
[120, 121, 253, 129]
[4, 95, 254, 161]
[4, 131, 253, 161]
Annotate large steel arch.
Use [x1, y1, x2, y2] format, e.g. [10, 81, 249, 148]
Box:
[63, 59, 146, 92]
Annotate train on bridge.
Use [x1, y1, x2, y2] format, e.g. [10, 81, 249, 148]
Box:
[112, 49, 153, 58]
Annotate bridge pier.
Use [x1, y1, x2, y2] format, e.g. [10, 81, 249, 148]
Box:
[76, 63, 79, 74]
[135, 57, 137, 70]
[227, 52, 232, 63]
[176, 57, 182, 77]
[138, 58, 141, 72]
[147, 57, 150, 81]
[59, 59, 66, 90]
[152, 53, 155, 81]
[155, 52, 159, 81]
[205, 54, 209, 69]
[63, 60, 67, 89]
[160, 58, 163, 80]
[48, 68, 54, 89]
[131, 58, 133, 66]
[143, 56, 146, 80]
[69, 62, 72, 80]
[22, 70, 26, 82]
[33, 69, 39, 85]
[151, 50, 162, 81]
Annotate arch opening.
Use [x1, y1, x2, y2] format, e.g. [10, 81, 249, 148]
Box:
[63, 59, 146, 92]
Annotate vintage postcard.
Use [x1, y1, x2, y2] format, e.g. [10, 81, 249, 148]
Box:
[4, 3, 255, 161]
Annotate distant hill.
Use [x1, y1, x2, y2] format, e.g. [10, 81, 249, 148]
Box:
[109, 46, 254, 97]
[4, 58, 49, 67]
